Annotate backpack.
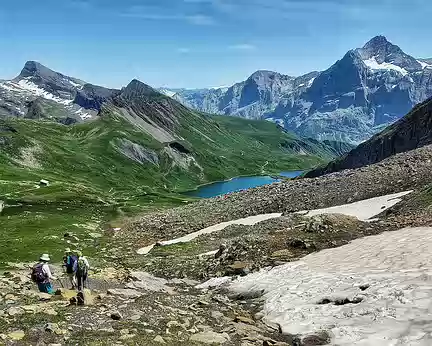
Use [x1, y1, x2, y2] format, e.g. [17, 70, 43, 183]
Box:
[76, 258, 88, 276]
[66, 255, 78, 274]
[31, 263, 47, 283]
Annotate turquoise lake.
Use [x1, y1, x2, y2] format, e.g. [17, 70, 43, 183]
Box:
[186, 171, 303, 198]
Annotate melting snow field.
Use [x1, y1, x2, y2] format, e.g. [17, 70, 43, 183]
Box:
[195, 191, 430, 345]
[224, 227, 432, 345]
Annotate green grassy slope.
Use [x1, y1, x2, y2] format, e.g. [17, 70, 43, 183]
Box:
[0, 91, 335, 267]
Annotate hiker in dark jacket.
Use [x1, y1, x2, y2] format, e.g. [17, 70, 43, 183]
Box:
[62, 248, 77, 289]
[31, 254, 57, 294]
[75, 250, 90, 291]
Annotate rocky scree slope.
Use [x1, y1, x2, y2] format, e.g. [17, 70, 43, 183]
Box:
[169, 36, 432, 144]
[126, 144, 432, 247]
[306, 96, 432, 177]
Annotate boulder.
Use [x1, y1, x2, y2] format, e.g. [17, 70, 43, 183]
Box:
[153, 335, 166, 344]
[8, 330, 25, 341]
[110, 310, 123, 320]
[107, 288, 143, 298]
[7, 306, 24, 316]
[301, 330, 332, 345]
[190, 331, 230, 344]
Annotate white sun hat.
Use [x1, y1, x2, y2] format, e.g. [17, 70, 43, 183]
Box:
[40, 254, 51, 262]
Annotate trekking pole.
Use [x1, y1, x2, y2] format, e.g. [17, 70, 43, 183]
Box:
[57, 278, 65, 289]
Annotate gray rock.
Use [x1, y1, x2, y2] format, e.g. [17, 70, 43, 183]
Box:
[190, 331, 230, 344]
[107, 288, 143, 298]
[153, 335, 166, 344]
[112, 138, 159, 166]
[301, 330, 332, 345]
[7, 306, 24, 316]
[110, 310, 123, 320]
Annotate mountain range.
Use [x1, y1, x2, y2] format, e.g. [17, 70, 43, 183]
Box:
[162, 36, 432, 144]
[0, 61, 348, 215]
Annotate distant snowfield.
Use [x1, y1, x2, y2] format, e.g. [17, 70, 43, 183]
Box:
[297, 190, 412, 221]
[138, 191, 412, 255]
[418, 60, 432, 69]
[136, 213, 282, 255]
[364, 56, 409, 75]
[0, 77, 93, 120]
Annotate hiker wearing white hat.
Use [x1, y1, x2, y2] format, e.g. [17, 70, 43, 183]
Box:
[31, 254, 57, 294]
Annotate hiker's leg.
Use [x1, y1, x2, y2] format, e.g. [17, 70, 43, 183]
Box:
[46, 282, 55, 294]
[83, 274, 88, 289]
[37, 283, 46, 293]
[77, 275, 82, 291]
[68, 273, 77, 289]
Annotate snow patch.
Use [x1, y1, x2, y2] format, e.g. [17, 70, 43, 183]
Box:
[307, 77, 316, 87]
[225, 226, 432, 345]
[418, 60, 432, 69]
[1, 78, 93, 120]
[297, 191, 412, 221]
[210, 85, 229, 91]
[75, 107, 92, 120]
[137, 213, 282, 255]
[265, 118, 284, 127]
[159, 89, 177, 97]
[17, 79, 74, 105]
[363, 57, 409, 76]
[68, 79, 84, 89]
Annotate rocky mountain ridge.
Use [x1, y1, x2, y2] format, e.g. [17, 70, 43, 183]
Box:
[305, 96, 432, 177]
[0, 61, 120, 123]
[168, 36, 432, 144]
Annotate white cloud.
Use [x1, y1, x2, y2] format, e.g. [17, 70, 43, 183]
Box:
[186, 14, 216, 25]
[121, 6, 216, 26]
[229, 44, 257, 51]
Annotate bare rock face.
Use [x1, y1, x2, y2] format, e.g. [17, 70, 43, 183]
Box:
[112, 138, 159, 166]
[307, 96, 432, 177]
[172, 36, 432, 144]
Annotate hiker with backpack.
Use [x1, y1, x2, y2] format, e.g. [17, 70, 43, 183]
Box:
[32, 254, 57, 294]
[75, 250, 90, 291]
[62, 248, 78, 289]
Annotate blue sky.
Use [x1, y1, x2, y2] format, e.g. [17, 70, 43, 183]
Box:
[1, 0, 431, 88]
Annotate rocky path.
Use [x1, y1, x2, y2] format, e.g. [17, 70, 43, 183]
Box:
[0, 267, 295, 345]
